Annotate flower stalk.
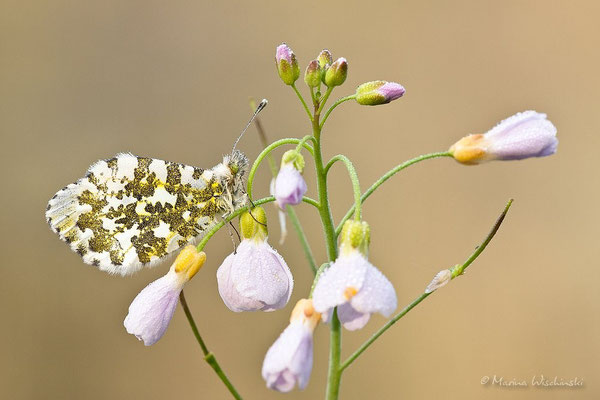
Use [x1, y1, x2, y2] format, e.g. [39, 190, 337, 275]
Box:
[179, 291, 243, 400]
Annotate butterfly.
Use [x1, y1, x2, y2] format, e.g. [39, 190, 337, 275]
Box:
[46, 100, 266, 276]
[46, 151, 249, 276]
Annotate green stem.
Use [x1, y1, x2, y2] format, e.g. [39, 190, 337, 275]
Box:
[326, 309, 342, 400]
[339, 199, 514, 371]
[246, 138, 314, 200]
[320, 95, 356, 129]
[195, 195, 318, 252]
[325, 154, 362, 220]
[179, 291, 243, 400]
[311, 103, 343, 400]
[336, 152, 452, 236]
[292, 83, 313, 121]
[286, 205, 318, 275]
[317, 87, 334, 115]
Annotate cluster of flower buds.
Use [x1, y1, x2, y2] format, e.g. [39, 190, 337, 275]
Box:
[276, 43, 406, 109]
[124, 245, 206, 345]
[312, 220, 397, 330]
[449, 110, 558, 164]
[276, 44, 348, 89]
[217, 206, 294, 312]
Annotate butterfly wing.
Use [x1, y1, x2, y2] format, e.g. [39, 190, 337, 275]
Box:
[46, 153, 224, 275]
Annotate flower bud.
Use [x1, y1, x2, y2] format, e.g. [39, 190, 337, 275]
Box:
[317, 49, 333, 82]
[449, 111, 558, 164]
[425, 269, 452, 294]
[355, 81, 405, 105]
[324, 57, 348, 87]
[275, 43, 300, 85]
[304, 60, 320, 88]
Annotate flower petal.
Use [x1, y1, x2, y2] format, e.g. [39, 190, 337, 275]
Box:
[312, 252, 369, 314]
[123, 271, 183, 346]
[485, 111, 558, 160]
[350, 262, 397, 317]
[217, 240, 293, 312]
[337, 303, 371, 331]
[262, 322, 313, 392]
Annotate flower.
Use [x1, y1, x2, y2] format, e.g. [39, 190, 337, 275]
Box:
[273, 150, 307, 209]
[449, 110, 558, 164]
[275, 43, 300, 85]
[124, 246, 205, 345]
[262, 299, 320, 392]
[312, 220, 397, 331]
[355, 81, 406, 105]
[324, 57, 348, 87]
[217, 207, 293, 312]
[273, 166, 307, 209]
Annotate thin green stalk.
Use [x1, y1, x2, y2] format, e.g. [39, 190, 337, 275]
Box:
[320, 95, 356, 129]
[292, 83, 313, 121]
[295, 134, 315, 153]
[286, 205, 318, 275]
[317, 87, 334, 115]
[195, 195, 319, 252]
[325, 154, 362, 220]
[336, 152, 453, 236]
[247, 138, 314, 200]
[339, 199, 514, 371]
[179, 291, 242, 400]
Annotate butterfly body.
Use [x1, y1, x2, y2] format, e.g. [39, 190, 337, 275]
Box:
[46, 151, 248, 275]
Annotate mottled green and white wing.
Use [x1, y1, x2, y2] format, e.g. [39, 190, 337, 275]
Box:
[46, 153, 224, 275]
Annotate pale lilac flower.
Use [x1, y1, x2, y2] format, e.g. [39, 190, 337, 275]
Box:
[273, 164, 307, 209]
[355, 81, 406, 105]
[217, 239, 293, 312]
[124, 246, 205, 346]
[312, 249, 397, 331]
[450, 110, 558, 164]
[262, 299, 320, 392]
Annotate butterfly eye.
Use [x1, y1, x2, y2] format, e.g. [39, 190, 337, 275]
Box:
[229, 163, 239, 174]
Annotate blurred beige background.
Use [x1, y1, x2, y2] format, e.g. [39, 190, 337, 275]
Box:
[2, 1, 598, 399]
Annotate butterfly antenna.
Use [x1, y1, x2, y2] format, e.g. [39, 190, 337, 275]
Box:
[232, 99, 268, 152]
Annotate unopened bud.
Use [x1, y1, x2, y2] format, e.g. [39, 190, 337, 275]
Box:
[425, 269, 452, 294]
[304, 60, 320, 88]
[324, 57, 347, 87]
[317, 49, 333, 82]
[275, 43, 300, 85]
[355, 81, 406, 105]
